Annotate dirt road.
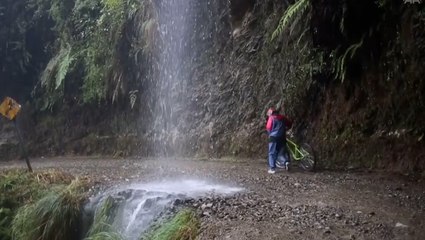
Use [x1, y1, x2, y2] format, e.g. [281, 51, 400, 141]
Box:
[1, 157, 424, 240]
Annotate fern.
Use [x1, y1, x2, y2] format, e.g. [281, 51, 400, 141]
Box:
[334, 36, 365, 82]
[129, 90, 138, 109]
[35, 0, 141, 107]
[80, 0, 140, 103]
[271, 0, 311, 41]
[38, 44, 75, 110]
[40, 54, 60, 88]
[296, 27, 309, 46]
[55, 46, 74, 89]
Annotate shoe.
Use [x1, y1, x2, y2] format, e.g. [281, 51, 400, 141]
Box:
[285, 162, 290, 171]
[276, 161, 284, 169]
[268, 169, 276, 174]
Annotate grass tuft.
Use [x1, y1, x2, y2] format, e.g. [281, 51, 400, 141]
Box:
[0, 169, 76, 240]
[85, 196, 123, 240]
[11, 178, 89, 240]
[146, 209, 200, 240]
[35, 169, 75, 184]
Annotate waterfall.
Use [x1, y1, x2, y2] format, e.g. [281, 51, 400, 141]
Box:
[81, 2, 242, 240]
[85, 179, 243, 240]
[151, 0, 193, 156]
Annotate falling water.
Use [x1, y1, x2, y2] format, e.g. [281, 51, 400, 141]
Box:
[152, 0, 194, 155]
[85, 179, 243, 240]
[80, 3, 244, 239]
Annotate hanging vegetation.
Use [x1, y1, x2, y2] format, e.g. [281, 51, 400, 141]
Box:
[272, 0, 425, 86]
[20, 0, 142, 109]
[271, 0, 311, 41]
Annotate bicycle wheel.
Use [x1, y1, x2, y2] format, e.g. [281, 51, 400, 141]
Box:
[298, 143, 316, 171]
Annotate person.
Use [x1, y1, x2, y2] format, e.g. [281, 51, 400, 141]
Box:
[266, 107, 292, 174]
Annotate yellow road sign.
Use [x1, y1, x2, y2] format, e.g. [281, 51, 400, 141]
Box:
[0, 97, 21, 120]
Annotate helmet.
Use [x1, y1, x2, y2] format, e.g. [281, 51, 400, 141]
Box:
[267, 107, 275, 116]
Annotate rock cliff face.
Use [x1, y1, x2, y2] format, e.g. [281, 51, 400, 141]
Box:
[1, 0, 424, 173]
[307, 0, 425, 171]
[133, 0, 313, 158]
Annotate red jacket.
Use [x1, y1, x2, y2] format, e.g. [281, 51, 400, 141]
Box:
[266, 114, 292, 137]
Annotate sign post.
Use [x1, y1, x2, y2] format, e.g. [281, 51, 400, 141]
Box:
[0, 97, 33, 172]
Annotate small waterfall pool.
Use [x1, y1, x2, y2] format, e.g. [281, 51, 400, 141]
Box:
[84, 178, 243, 240]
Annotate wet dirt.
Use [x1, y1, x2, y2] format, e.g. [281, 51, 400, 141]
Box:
[1, 157, 424, 240]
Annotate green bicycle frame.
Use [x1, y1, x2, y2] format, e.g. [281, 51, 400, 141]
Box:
[286, 138, 307, 161]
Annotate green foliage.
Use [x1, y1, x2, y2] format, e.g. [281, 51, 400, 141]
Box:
[264, 0, 314, 119]
[56, 47, 75, 89]
[48, 0, 72, 35]
[333, 36, 365, 82]
[39, 45, 75, 110]
[0, 0, 47, 78]
[132, 0, 158, 61]
[2, 0, 144, 107]
[145, 209, 200, 240]
[85, 196, 123, 240]
[80, 0, 131, 103]
[271, 0, 311, 41]
[0, 170, 44, 240]
[33, 0, 140, 106]
[12, 178, 88, 240]
[0, 170, 74, 240]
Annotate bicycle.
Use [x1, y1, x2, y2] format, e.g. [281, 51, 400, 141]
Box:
[276, 138, 316, 171]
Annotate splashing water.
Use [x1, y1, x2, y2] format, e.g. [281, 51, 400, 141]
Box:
[85, 179, 243, 240]
[81, 1, 244, 239]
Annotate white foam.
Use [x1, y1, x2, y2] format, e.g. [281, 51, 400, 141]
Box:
[89, 178, 243, 240]
[127, 178, 243, 197]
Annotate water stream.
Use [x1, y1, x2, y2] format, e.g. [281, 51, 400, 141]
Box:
[85, 178, 243, 240]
